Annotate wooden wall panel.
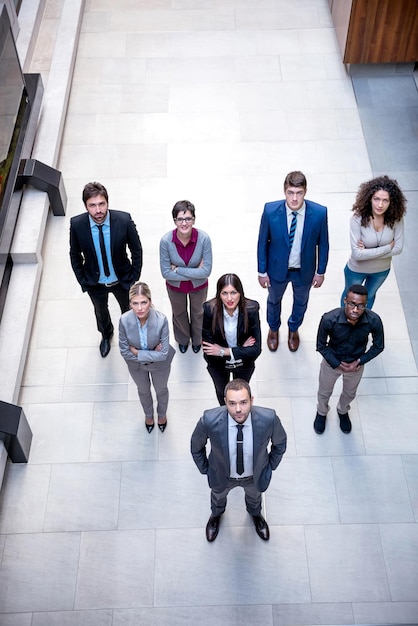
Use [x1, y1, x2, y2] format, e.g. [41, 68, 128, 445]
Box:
[329, 0, 354, 61]
[330, 0, 418, 64]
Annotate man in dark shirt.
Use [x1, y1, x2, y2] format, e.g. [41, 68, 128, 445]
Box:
[314, 284, 384, 434]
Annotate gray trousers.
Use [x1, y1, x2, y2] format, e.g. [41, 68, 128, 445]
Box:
[167, 286, 207, 345]
[211, 476, 262, 516]
[127, 361, 171, 419]
[317, 358, 364, 416]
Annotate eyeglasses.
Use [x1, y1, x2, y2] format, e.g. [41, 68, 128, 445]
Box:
[346, 301, 366, 310]
[175, 217, 194, 224]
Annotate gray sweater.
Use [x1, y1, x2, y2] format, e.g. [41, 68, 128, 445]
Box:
[347, 214, 404, 274]
[159, 229, 213, 289]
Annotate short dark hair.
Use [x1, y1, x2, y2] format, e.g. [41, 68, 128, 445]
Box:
[224, 378, 251, 398]
[284, 171, 307, 190]
[346, 284, 368, 299]
[82, 182, 108, 206]
[172, 200, 195, 220]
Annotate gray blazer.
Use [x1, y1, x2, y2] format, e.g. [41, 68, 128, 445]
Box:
[119, 308, 175, 370]
[159, 229, 212, 289]
[191, 406, 287, 493]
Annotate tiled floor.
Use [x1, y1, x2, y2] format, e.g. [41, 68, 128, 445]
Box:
[1, 0, 418, 624]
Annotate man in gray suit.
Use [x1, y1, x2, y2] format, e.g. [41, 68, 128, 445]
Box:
[191, 379, 287, 542]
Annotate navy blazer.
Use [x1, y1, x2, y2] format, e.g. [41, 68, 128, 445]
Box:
[202, 299, 262, 369]
[257, 199, 329, 285]
[191, 405, 287, 492]
[70, 210, 142, 291]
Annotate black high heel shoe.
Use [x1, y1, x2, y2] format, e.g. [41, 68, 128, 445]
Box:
[145, 420, 155, 433]
[158, 418, 167, 433]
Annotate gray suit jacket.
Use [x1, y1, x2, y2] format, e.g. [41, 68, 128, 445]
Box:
[119, 308, 175, 370]
[191, 406, 287, 493]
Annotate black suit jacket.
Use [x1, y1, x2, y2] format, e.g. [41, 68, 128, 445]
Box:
[202, 299, 262, 369]
[191, 405, 287, 492]
[69, 210, 142, 291]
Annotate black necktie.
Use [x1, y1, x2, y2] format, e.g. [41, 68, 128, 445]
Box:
[289, 211, 298, 250]
[236, 424, 244, 475]
[97, 224, 110, 276]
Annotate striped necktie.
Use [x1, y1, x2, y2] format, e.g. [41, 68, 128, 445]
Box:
[288, 211, 298, 250]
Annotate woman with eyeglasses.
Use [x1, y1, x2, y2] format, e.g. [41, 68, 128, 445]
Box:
[160, 200, 212, 354]
[341, 175, 407, 309]
[202, 273, 262, 405]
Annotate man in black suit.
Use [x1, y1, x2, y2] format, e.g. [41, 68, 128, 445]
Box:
[70, 181, 142, 357]
[191, 379, 287, 542]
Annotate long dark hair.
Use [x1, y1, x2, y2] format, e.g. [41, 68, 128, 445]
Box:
[210, 274, 249, 338]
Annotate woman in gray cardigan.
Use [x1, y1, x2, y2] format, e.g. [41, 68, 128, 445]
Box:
[119, 282, 175, 433]
[159, 200, 212, 353]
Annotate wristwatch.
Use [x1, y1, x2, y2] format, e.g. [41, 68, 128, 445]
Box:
[219, 348, 225, 357]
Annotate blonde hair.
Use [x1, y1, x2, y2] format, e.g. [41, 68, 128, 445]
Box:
[129, 281, 152, 303]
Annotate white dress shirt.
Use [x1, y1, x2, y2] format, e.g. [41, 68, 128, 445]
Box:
[286, 202, 306, 269]
[223, 306, 239, 363]
[228, 413, 253, 478]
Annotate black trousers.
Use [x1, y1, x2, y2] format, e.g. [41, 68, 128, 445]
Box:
[87, 283, 129, 338]
[207, 362, 255, 406]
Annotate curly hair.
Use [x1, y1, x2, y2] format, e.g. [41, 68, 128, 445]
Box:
[352, 175, 407, 228]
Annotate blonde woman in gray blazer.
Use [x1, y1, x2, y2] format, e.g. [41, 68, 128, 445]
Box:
[159, 200, 212, 354]
[119, 282, 175, 433]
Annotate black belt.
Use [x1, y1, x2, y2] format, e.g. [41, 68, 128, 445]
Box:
[288, 267, 300, 272]
[100, 281, 119, 288]
[229, 475, 253, 481]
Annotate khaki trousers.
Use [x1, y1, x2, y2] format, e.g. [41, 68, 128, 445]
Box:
[317, 358, 364, 416]
[167, 286, 207, 345]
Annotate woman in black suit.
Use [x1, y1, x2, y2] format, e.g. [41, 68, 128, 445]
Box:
[202, 273, 262, 405]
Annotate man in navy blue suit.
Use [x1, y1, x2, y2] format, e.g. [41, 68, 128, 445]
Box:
[257, 171, 329, 352]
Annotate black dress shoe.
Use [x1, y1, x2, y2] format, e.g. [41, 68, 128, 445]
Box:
[178, 344, 188, 353]
[100, 336, 111, 357]
[338, 412, 352, 433]
[192, 344, 201, 353]
[206, 515, 221, 542]
[313, 412, 326, 434]
[252, 515, 270, 541]
[158, 418, 167, 433]
[145, 421, 155, 433]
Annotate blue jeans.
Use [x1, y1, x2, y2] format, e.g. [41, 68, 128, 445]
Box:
[341, 264, 390, 309]
[267, 271, 311, 332]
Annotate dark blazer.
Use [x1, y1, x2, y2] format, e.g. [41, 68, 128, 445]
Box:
[119, 308, 175, 371]
[70, 210, 142, 291]
[191, 406, 287, 492]
[257, 199, 329, 285]
[202, 299, 262, 369]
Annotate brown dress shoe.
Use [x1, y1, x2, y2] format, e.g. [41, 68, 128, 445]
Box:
[267, 329, 279, 351]
[288, 330, 300, 352]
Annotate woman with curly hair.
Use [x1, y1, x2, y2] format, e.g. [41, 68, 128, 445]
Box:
[341, 175, 407, 308]
[202, 273, 261, 405]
